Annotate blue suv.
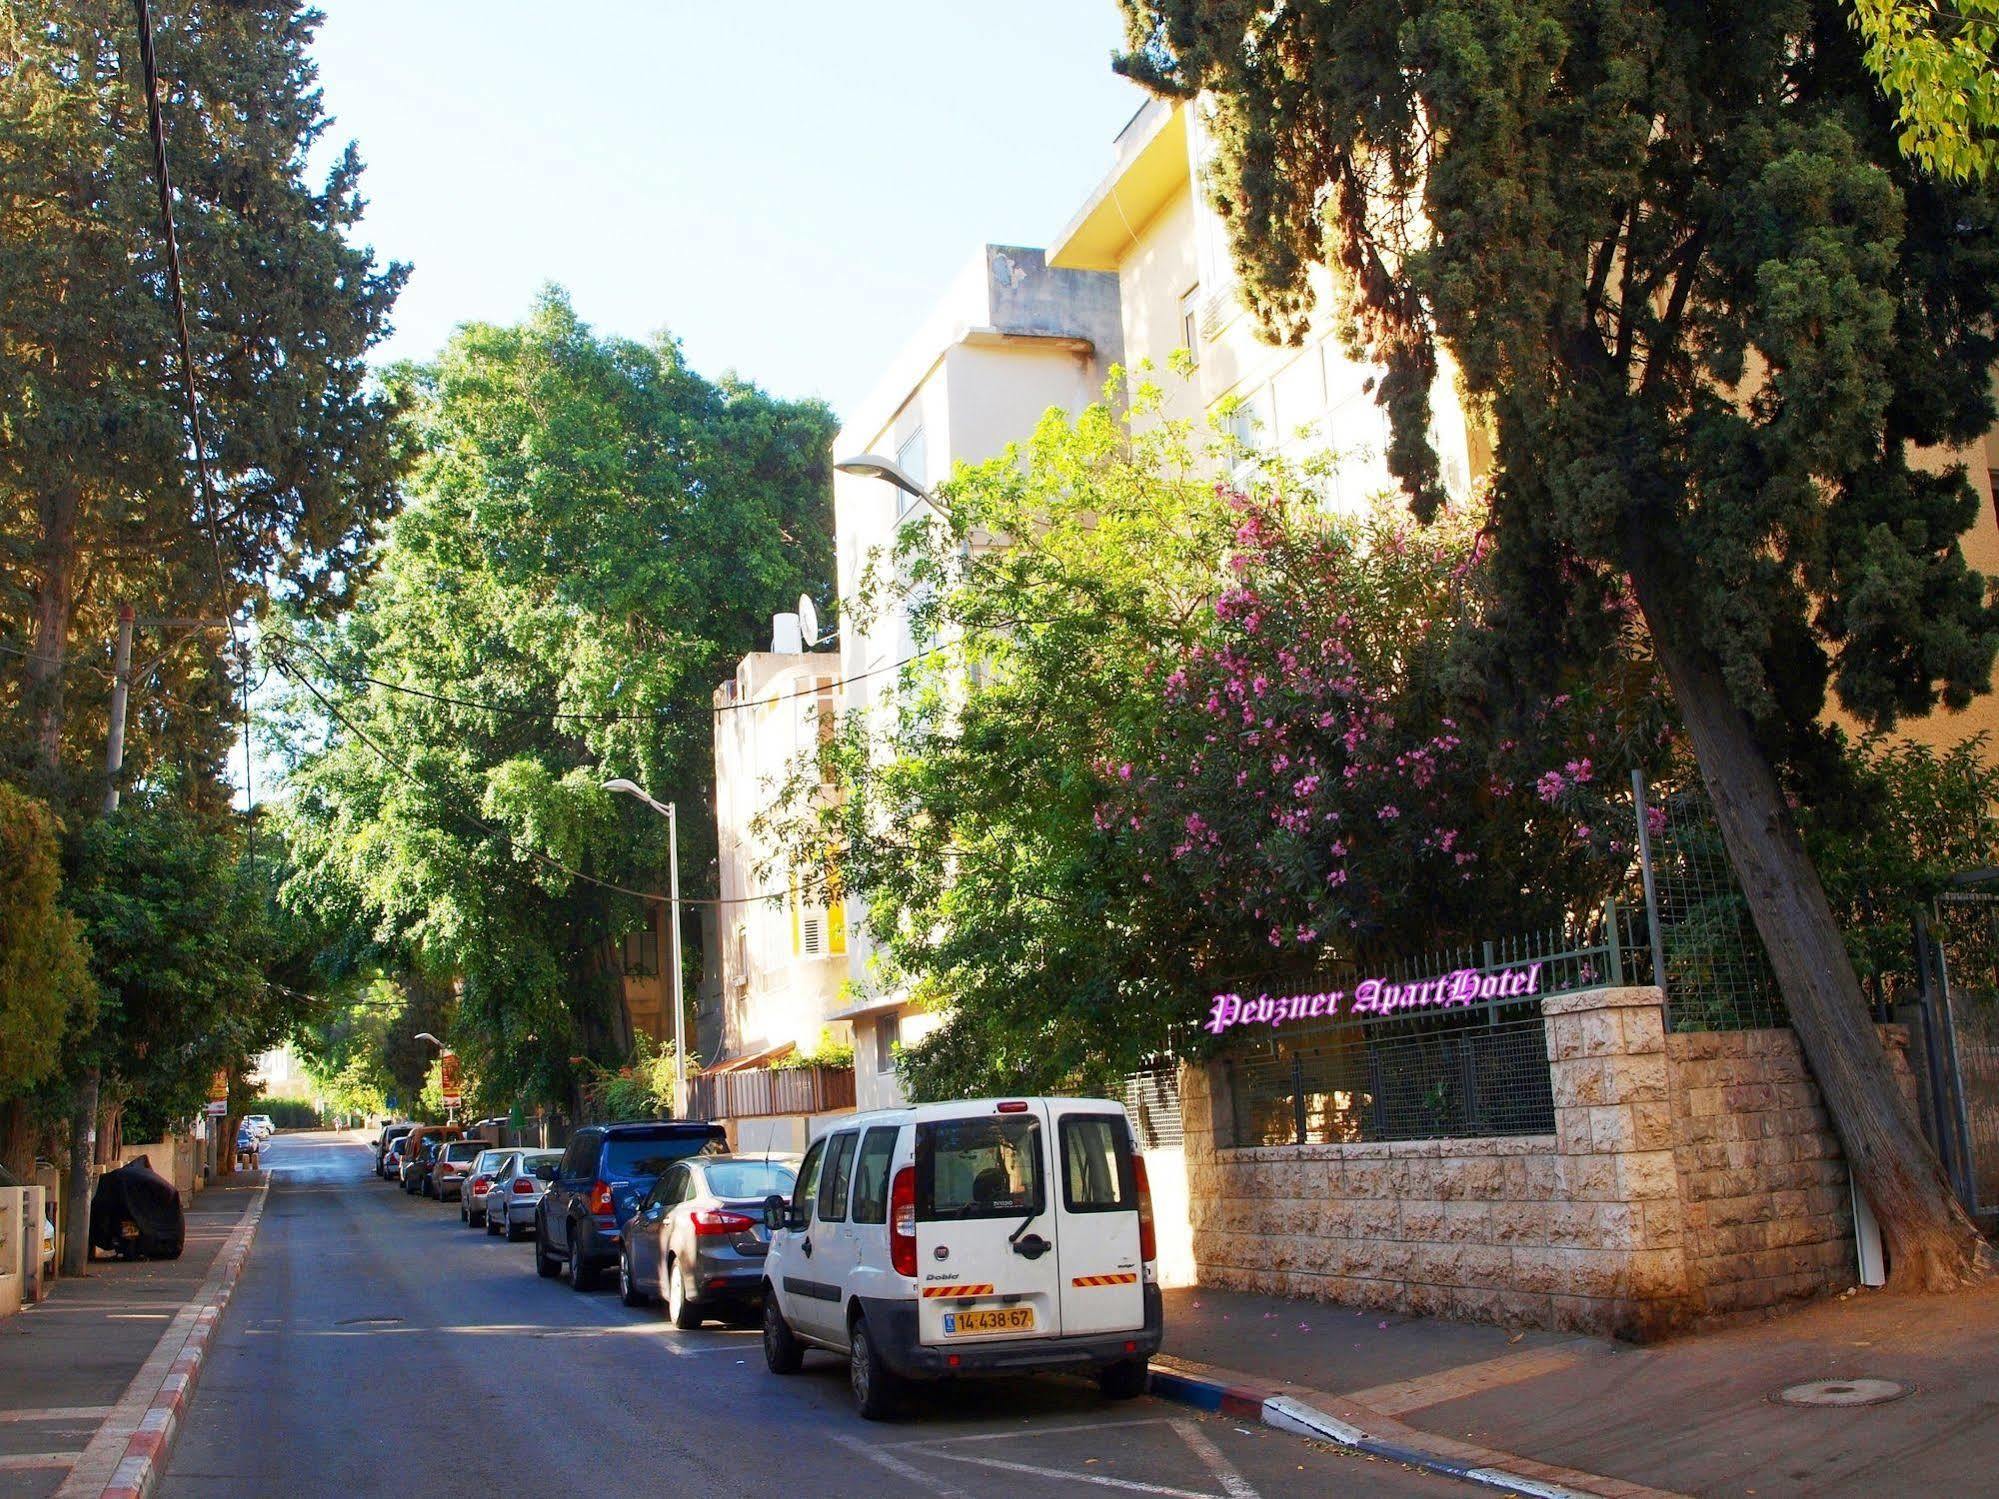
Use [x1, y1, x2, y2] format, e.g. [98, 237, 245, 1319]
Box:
[535, 1121, 726, 1290]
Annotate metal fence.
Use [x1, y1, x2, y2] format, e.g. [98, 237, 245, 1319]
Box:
[1638, 772, 1786, 1032]
[1917, 889, 1999, 1227]
[1214, 900, 1650, 1147]
[686, 1064, 856, 1122]
[1203, 770, 1792, 1149]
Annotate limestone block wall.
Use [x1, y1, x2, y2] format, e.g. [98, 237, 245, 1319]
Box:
[1181, 987, 1899, 1338]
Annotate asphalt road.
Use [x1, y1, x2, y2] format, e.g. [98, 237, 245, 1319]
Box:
[161, 1132, 1468, 1499]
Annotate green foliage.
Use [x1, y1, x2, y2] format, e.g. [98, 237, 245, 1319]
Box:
[65, 785, 294, 1126]
[772, 1036, 855, 1071]
[0, 784, 94, 1099]
[247, 1098, 322, 1130]
[1849, 0, 1999, 182]
[777, 389, 1663, 1099]
[0, 0, 407, 798]
[577, 1033, 690, 1122]
[1117, 1, 1999, 747]
[279, 289, 835, 1113]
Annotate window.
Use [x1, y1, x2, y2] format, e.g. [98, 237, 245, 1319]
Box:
[648, 1165, 687, 1209]
[1179, 285, 1201, 367]
[895, 429, 927, 517]
[873, 1012, 901, 1075]
[791, 1137, 827, 1222]
[849, 1126, 900, 1225]
[1060, 1115, 1136, 1214]
[561, 1131, 600, 1181]
[817, 1131, 859, 1222]
[915, 1115, 1045, 1222]
[732, 924, 749, 989]
[700, 1160, 797, 1200]
[601, 1133, 723, 1180]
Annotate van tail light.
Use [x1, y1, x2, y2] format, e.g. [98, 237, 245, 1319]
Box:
[889, 1165, 917, 1278]
[587, 1180, 613, 1215]
[511, 1178, 535, 1194]
[1133, 1154, 1157, 1265]
[691, 1209, 755, 1238]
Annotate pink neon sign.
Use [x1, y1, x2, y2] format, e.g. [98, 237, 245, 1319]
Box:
[1205, 962, 1545, 1035]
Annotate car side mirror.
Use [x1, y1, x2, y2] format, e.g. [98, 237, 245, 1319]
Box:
[763, 1194, 786, 1233]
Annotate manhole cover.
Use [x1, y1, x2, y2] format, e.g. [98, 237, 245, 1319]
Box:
[1775, 1378, 1909, 1408]
[334, 1315, 403, 1327]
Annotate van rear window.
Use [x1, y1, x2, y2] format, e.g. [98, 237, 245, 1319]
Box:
[1059, 1115, 1135, 1213]
[915, 1117, 1044, 1222]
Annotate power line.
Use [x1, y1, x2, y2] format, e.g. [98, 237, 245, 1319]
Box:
[268, 653, 790, 911]
[265, 627, 955, 725]
[130, 0, 255, 837]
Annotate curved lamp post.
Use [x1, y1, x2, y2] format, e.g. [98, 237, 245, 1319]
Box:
[602, 778, 686, 1118]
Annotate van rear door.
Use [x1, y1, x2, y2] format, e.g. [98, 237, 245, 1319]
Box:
[1048, 1101, 1146, 1336]
[912, 1103, 1061, 1345]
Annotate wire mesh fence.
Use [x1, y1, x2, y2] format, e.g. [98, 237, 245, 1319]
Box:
[1638, 773, 1787, 1032]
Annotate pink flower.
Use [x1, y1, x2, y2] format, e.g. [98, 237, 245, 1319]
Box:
[1378, 804, 1400, 821]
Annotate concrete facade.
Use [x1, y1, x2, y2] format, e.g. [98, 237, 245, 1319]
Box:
[1182, 986, 1907, 1339]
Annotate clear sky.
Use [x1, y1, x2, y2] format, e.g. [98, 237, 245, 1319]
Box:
[305, 1, 1151, 421]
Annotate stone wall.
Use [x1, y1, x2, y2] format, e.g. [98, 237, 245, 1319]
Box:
[1665, 1029, 1870, 1315]
[1182, 986, 1904, 1338]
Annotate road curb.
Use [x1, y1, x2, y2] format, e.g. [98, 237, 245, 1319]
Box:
[1146, 1355, 1683, 1499]
[61, 1178, 270, 1499]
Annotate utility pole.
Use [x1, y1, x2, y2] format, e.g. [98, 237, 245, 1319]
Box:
[63, 605, 133, 1278]
[667, 802, 686, 1120]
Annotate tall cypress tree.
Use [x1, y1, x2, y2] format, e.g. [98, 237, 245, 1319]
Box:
[1118, 0, 1999, 1286]
[0, 0, 406, 796]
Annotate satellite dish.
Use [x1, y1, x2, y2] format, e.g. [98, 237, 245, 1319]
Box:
[797, 594, 821, 649]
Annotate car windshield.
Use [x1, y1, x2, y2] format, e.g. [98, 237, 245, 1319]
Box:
[523, 1154, 560, 1181]
[601, 1135, 718, 1180]
[700, 1161, 797, 1200]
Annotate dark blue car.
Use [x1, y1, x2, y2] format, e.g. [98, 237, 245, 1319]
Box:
[534, 1120, 726, 1290]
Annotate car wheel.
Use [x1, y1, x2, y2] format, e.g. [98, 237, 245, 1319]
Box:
[762, 1292, 803, 1375]
[533, 1217, 560, 1279]
[1098, 1357, 1150, 1400]
[506, 1215, 527, 1243]
[848, 1311, 901, 1421]
[666, 1256, 702, 1330]
[618, 1248, 648, 1308]
[566, 1224, 594, 1291]
[485, 1210, 501, 1238]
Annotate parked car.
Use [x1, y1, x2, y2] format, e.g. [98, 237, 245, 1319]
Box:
[457, 1148, 515, 1225]
[382, 1133, 412, 1181]
[759, 1097, 1162, 1419]
[375, 1123, 413, 1178]
[400, 1124, 463, 1193]
[429, 1138, 488, 1201]
[619, 1154, 798, 1325]
[534, 1121, 727, 1290]
[243, 1114, 276, 1139]
[485, 1149, 561, 1240]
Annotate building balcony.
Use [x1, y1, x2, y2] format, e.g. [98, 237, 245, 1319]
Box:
[689, 1061, 856, 1121]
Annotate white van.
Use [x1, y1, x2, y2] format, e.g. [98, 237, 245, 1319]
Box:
[758, 1096, 1162, 1418]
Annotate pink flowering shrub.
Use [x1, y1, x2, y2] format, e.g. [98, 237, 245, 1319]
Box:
[1095, 494, 1662, 956]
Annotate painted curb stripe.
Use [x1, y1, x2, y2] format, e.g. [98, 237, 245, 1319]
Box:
[1149, 1376, 1619, 1499]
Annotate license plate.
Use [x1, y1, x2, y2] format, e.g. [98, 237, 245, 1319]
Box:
[943, 1306, 1036, 1336]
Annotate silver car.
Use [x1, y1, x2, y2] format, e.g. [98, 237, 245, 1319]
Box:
[458, 1149, 515, 1228]
[430, 1138, 488, 1201]
[619, 1155, 798, 1327]
[485, 1149, 561, 1240]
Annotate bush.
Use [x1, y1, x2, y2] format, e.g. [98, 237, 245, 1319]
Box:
[249, 1098, 323, 1130]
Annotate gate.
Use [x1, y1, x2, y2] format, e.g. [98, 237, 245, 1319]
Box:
[1915, 884, 1999, 1230]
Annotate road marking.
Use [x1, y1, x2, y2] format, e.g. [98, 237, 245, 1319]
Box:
[1169, 1419, 1259, 1499]
[885, 1417, 1178, 1449]
[0, 1407, 113, 1424]
[907, 1447, 1222, 1497]
[0, 1452, 83, 1471]
[828, 1431, 973, 1498]
[1341, 1341, 1590, 1416]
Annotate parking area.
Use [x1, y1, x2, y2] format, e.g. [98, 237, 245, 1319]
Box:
[156, 1132, 1469, 1498]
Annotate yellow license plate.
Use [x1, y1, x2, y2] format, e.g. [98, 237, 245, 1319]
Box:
[945, 1306, 1036, 1336]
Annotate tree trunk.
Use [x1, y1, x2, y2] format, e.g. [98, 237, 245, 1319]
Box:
[1628, 549, 1994, 1290]
[27, 482, 81, 778]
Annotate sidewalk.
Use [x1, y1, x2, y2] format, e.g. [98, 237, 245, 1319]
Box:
[1157, 1280, 1999, 1497]
[0, 1175, 264, 1499]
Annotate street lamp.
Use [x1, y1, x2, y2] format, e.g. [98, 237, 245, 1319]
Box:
[602, 778, 687, 1119]
[835, 453, 944, 516]
[412, 1032, 444, 1049]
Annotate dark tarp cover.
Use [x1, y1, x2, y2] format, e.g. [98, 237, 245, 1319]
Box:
[89, 1154, 185, 1259]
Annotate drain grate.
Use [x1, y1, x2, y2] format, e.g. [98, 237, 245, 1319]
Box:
[1774, 1378, 1909, 1408]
